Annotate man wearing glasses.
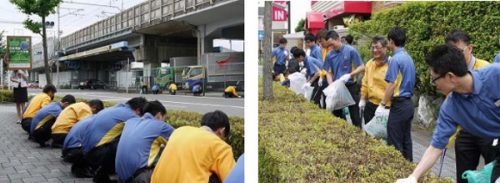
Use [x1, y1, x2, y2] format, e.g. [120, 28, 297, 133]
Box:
[397, 44, 500, 183]
[359, 36, 401, 123]
[444, 29, 493, 183]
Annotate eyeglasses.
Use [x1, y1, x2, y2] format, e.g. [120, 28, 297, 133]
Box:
[371, 46, 385, 50]
[430, 74, 445, 85]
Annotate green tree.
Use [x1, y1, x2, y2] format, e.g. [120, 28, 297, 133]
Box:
[295, 19, 305, 33]
[10, 0, 62, 85]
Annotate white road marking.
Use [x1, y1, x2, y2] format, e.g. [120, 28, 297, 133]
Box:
[72, 93, 244, 109]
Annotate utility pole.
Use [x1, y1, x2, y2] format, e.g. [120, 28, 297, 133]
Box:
[56, 5, 60, 88]
[263, 1, 273, 99]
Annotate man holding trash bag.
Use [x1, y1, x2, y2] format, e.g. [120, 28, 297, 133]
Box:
[292, 48, 323, 103]
[396, 44, 500, 183]
[360, 36, 400, 123]
[323, 30, 365, 128]
[378, 27, 416, 162]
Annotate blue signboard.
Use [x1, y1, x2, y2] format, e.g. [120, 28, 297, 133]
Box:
[258, 30, 264, 40]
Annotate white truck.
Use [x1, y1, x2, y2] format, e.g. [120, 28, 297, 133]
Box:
[183, 52, 244, 94]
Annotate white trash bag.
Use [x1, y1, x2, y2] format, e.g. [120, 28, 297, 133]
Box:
[288, 72, 307, 95]
[323, 80, 355, 111]
[302, 83, 315, 101]
[364, 108, 390, 140]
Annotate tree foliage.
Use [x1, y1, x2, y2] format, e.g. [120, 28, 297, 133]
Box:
[349, 1, 500, 95]
[295, 19, 305, 33]
[10, 0, 62, 85]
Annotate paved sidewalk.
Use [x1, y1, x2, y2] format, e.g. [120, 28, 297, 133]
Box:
[412, 126, 456, 181]
[0, 104, 92, 183]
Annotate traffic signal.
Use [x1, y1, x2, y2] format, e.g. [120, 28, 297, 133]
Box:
[45, 21, 55, 28]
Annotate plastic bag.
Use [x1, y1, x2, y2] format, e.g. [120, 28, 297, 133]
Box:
[323, 80, 355, 111]
[462, 160, 496, 183]
[364, 108, 390, 140]
[302, 83, 314, 101]
[288, 72, 307, 95]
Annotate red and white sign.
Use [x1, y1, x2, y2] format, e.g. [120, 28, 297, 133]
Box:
[272, 1, 288, 21]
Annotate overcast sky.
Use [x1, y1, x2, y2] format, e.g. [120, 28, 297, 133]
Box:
[0, 0, 146, 44]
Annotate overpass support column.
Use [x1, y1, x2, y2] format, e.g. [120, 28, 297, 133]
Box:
[197, 25, 215, 65]
[142, 35, 161, 88]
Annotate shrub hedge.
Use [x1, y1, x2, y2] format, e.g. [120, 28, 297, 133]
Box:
[0, 92, 244, 159]
[259, 82, 450, 182]
[0, 90, 13, 103]
[349, 1, 500, 95]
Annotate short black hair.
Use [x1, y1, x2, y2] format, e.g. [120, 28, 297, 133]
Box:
[290, 46, 298, 55]
[425, 44, 468, 77]
[292, 48, 306, 59]
[88, 99, 104, 113]
[43, 84, 57, 93]
[316, 29, 328, 40]
[372, 36, 388, 47]
[305, 33, 316, 42]
[143, 100, 167, 117]
[445, 29, 471, 45]
[61, 95, 76, 104]
[201, 110, 230, 138]
[279, 37, 287, 44]
[126, 97, 148, 114]
[344, 35, 353, 44]
[387, 27, 406, 47]
[326, 30, 340, 40]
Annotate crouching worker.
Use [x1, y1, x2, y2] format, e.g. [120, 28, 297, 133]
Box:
[115, 101, 174, 183]
[21, 84, 56, 133]
[50, 100, 104, 148]
[31, 95, 76, 147]
[151, 110, 236, 183]
[82, 97, 147, 183]
[168, 82, 177, 95]
[224, 85, 240, 98]
[62, 115, 98, 178]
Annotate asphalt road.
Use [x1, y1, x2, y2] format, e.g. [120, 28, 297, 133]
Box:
[27, 89, 244, 117]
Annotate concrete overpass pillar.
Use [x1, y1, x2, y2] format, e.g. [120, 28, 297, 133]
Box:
[142, 35, 161, 88]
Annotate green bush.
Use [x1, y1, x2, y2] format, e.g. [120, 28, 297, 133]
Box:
[350, 1, 500, 95]
[0, 90, 13, 103]
[259, 82, 450, 182]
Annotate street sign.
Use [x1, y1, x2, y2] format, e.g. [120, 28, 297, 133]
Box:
[272, 1, 288, 21]
[258, 30, 264, 40]
[6, 36, 32, 70]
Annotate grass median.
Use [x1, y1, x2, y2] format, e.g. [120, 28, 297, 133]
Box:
[259, 82, 450, 182]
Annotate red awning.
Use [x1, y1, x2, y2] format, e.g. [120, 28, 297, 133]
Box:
[324, 1, 372, 20]
[306, 12, 325, 35]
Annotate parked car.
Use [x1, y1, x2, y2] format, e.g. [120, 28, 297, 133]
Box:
[28, 81, 39, 88]
[79, 79, 107, 89]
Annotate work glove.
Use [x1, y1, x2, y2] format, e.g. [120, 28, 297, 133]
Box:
[358, 99, 366, 110]
[395, 176, 417, 183]
[339, 74, 351, 83]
